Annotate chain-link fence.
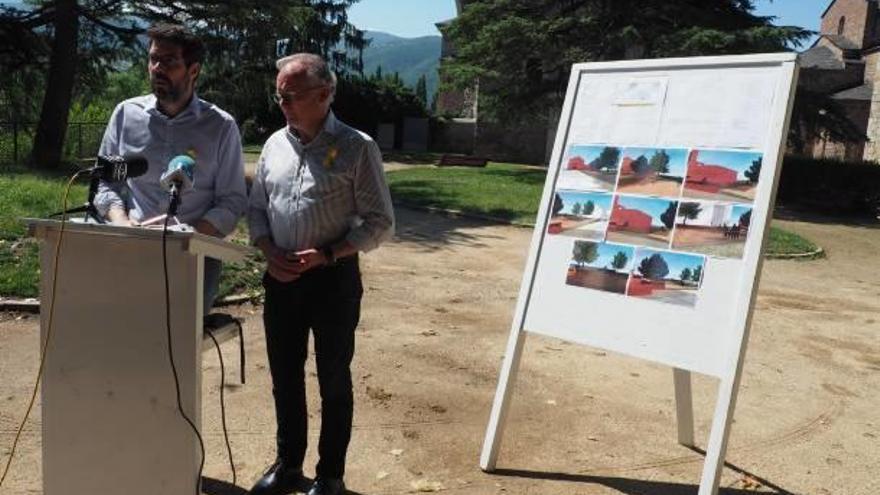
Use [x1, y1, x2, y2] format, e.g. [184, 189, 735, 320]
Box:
[0, 122, 106, 166]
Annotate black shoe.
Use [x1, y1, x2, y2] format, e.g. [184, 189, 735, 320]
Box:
[307, 477, 346, 495]
[248, 459, 308, 495]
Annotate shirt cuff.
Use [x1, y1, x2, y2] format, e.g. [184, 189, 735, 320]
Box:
[200, 208, 237, 236]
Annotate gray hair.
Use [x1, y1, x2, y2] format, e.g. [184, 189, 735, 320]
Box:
[276, 53, 337, 93]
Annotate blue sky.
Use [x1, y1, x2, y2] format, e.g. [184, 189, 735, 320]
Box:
[346, 0, 827, 41]
[621, 147, 688, 177]
[615, 195, 676, 227]
[570, 241, 635, 272]
[556, 191, 613, 216]
[633, 248, 705, 281]
[692, 150, 763, 179]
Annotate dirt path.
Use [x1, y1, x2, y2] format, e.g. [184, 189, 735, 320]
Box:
[0, 210, 878, 494]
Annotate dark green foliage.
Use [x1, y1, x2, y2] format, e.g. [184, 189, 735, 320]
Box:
[332, 73, 427, 141]
[691, 265, 703, 283]
[610, 251, 628, 270]
[680, 267, 692, 282]
[660, 200, 678, 230]
[638, 253, 669, 280]
[777, 155, 880, 217]
[739, 209, 751, 227]
[595, 146, 620, 171]
[650, 150, 670, 173]
[553, 192, 564, 216]
[583, 200, 595, 215]
[441, 0, 810, 125]
[745, 157, 762, 183]
[631, 155, 650, 174]
[678, 202, 702, 224]
[572, 241, 599, 268]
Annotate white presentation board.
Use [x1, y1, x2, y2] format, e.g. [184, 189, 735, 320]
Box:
[481, 53, 799, 495]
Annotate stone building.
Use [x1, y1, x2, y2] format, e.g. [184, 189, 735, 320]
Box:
[799, 0, 880, 161]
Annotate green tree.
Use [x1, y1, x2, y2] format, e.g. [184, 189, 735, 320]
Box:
[415, 73, 428, 108]
[692, 265, 703, 283]
[745, 157, 762, 183]
[677, 202, 702, 225]
[638, 253, 669, 281]
[594, 146, 620, 171]
[649, 149, 670, 174]
[572, 241, 599, 270]
[632, 154, 650, 175]
[441, 0, 809, 125]
[610, 251, 628, 271]
[583, 200, 595, 215]
[553, 193, 564, 216]
[572, 202, 582, 216]
[739, 209, 751, 227]
[660, 201, 678, 230]
[680, 267, 692, 282]
[1, 0, 367, 168]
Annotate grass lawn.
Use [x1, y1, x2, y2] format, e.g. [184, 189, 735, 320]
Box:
[386, 162, 545, 224]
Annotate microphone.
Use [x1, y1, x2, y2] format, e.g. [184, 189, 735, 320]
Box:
[160, 155, 195, 216]
[86, 155, 148, 181]
[160, 155, 195, 192]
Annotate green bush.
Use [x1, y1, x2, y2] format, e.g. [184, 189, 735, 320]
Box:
[778, 155, 880, 217]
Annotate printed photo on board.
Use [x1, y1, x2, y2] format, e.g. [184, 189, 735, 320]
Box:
[626, 248, 705, 308]
[616, 147, 688, 197]
[672, 201, 752, 258]
[606, 194, 677, 248]
[548, 190, 614, 240]
[557, 145, 621, 192]
[565, 241, 635, 295]
[683, 149, 763, 202]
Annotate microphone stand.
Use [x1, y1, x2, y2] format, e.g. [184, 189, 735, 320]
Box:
[50, 173, 105, 224]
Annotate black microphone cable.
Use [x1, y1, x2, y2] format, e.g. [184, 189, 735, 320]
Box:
[205, 327, 238, 486]
[162, 214, 206, 495]
[0, 170, 83, 489]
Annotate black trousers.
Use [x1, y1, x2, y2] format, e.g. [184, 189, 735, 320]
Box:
[262, 256, 362, 479]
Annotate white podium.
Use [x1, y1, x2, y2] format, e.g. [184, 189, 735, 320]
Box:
[26, 219, 251, 495]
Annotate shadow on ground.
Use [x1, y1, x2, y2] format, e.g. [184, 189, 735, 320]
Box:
[492, 446, 798, 495]
[203, 477, 367, 495]
[391, 207, 513, 252]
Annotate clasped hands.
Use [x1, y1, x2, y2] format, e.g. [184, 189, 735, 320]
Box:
[261, 242, 328, 283]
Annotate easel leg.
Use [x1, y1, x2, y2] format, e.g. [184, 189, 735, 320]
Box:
[698, 373, 742, 495]
[480, 329, 527, 472]
[673, 367, 695, 447]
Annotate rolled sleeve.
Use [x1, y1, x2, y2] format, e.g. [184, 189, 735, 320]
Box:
[199, 120, 248, 236]
[247, 154, 272, 245]
[345, 139, 395, 252]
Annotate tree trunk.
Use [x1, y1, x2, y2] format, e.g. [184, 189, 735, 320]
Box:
[31, 0, 79, 169]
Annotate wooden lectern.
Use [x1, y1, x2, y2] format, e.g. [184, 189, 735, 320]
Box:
[26, 219, 251, 495]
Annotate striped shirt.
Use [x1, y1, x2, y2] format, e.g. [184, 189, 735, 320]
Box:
[247, 112, 395, 252]
[94, 94, 247, 235]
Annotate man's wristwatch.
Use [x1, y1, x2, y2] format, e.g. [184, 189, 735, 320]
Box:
[320, 245, 336, 266]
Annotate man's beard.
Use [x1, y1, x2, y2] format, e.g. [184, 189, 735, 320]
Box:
[151, 75, 187, 104]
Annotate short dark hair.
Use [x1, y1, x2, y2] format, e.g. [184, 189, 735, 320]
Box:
[146, 23, 204, 66]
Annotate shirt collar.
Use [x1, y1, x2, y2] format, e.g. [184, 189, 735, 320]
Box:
[286, 110, 339, 147]
[145, 92, 202, 119]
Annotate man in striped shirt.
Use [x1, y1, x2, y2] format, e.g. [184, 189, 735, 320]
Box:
[247, 53, 394, 495]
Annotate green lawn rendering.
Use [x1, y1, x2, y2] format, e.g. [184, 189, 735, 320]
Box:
[0, 163, 819, 299]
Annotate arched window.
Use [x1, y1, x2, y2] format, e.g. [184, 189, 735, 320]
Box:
[838, 16, 846, 35]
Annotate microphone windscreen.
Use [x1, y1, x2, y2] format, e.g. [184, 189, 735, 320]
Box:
[124, 156, 149, 178]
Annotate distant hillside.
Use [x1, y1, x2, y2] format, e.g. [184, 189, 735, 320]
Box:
[360, 30, 441, 105]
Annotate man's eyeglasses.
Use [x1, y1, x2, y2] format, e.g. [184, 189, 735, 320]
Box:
[273, 85, 327, 104]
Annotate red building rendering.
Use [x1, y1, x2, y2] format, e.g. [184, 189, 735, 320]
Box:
[568, 155, 588, 170]
[620, 157, 635, 175]
[608, 200, 652, 233]
[685, 150, 738, 193]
